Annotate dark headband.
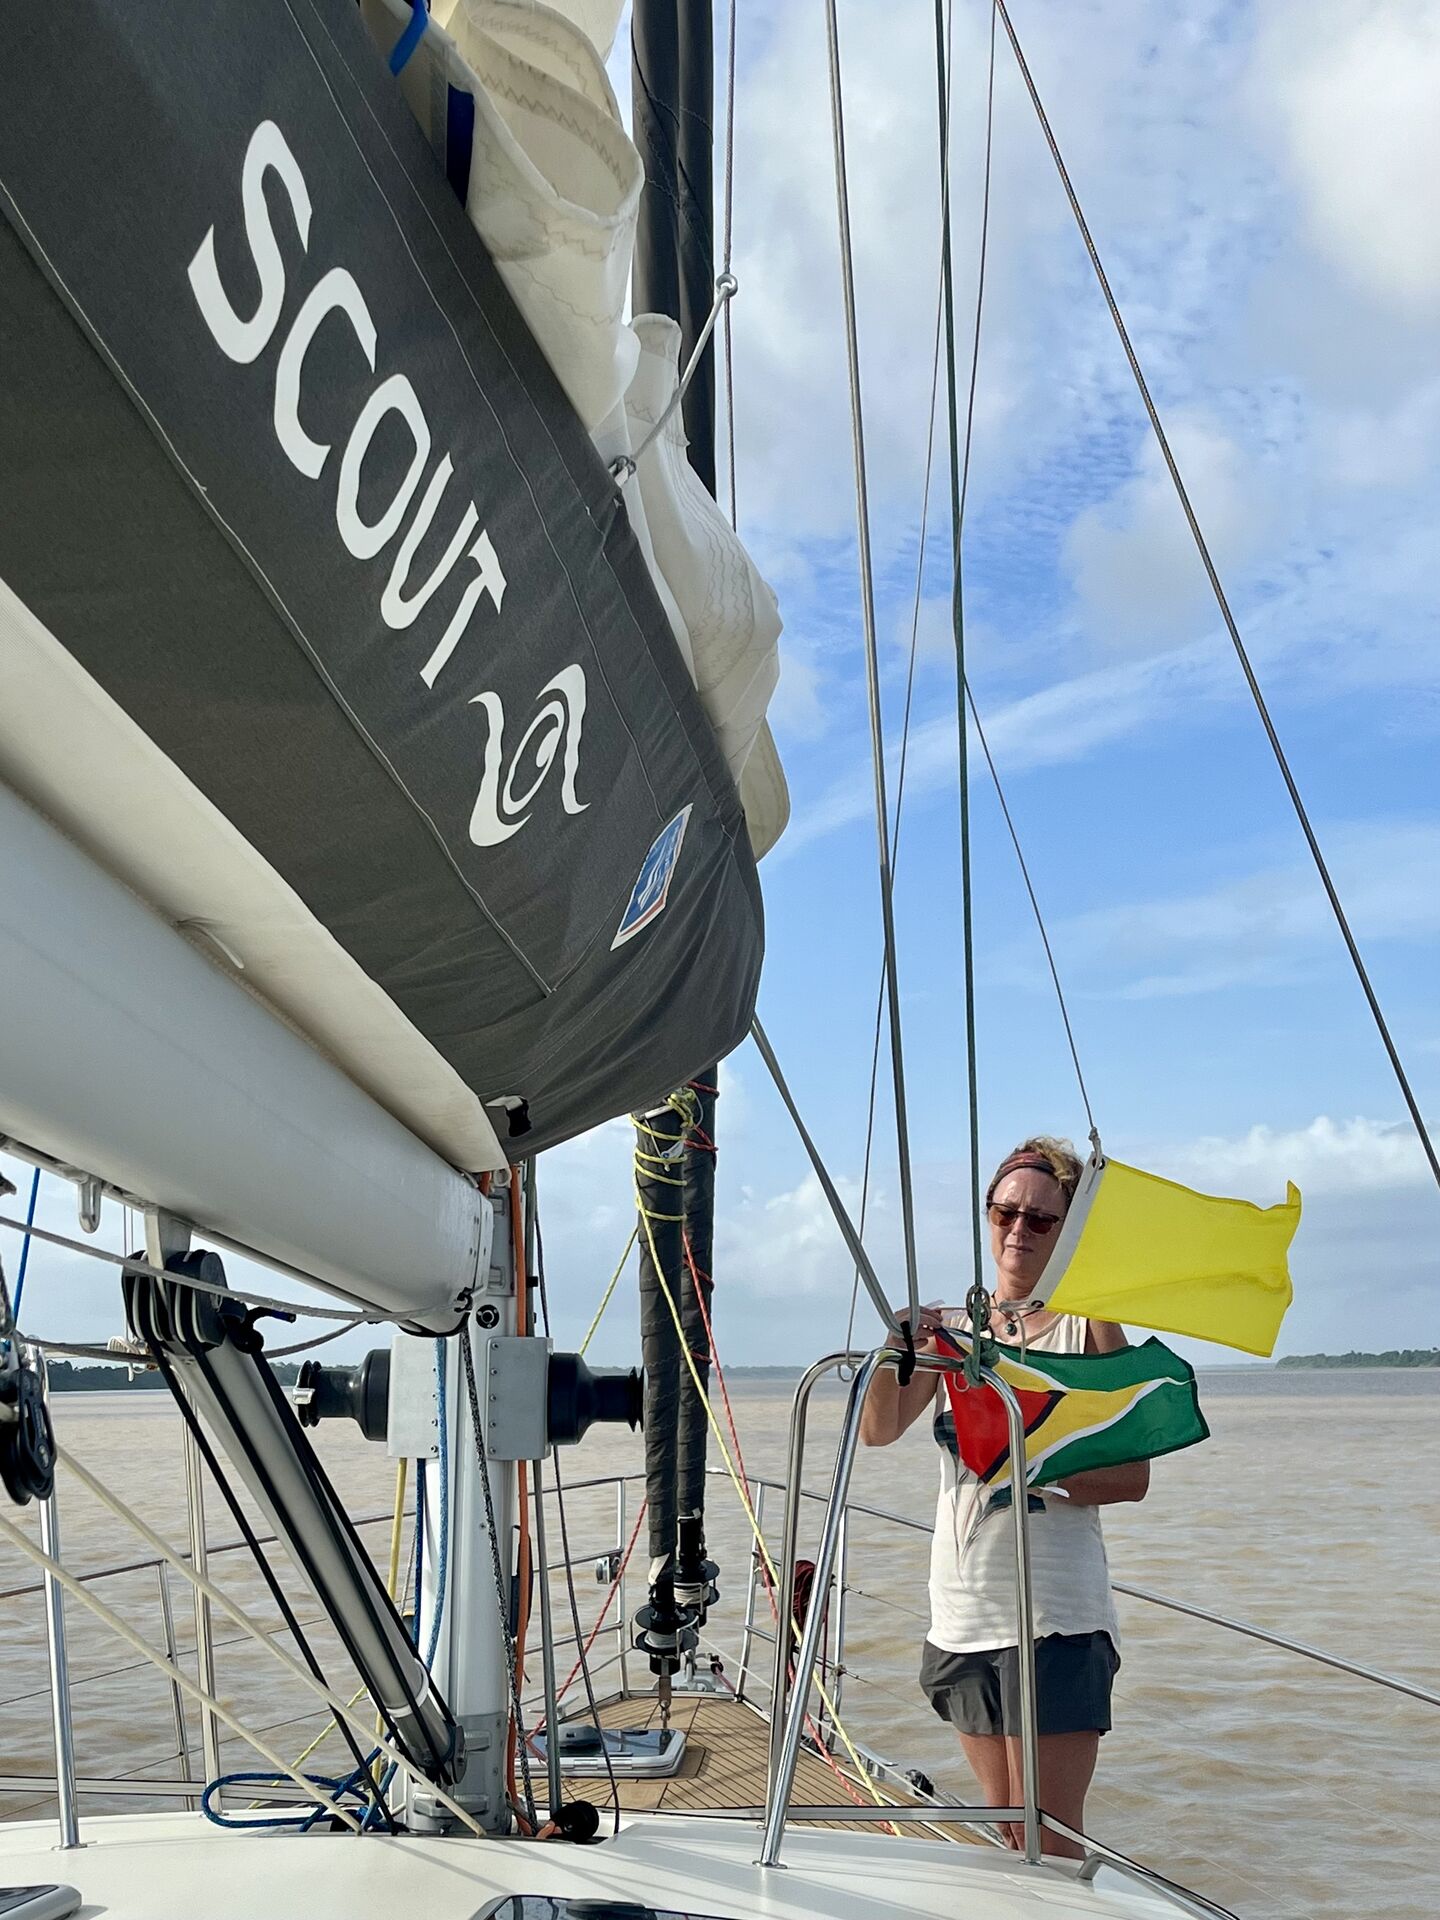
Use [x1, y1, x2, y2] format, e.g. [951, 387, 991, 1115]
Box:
[985, 1152, 1070, 1207]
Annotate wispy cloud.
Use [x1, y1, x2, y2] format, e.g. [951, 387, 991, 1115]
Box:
[1039, 819, 1440, 998]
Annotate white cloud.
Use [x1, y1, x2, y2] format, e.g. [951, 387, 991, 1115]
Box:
[1064, 416, 1280, 653]
[1143, 1114, 1434, 1201]
[715, 1169, 883, 1302]
[1316, 378, 1440, 492]
[741, 0, 1440, 797]
[1256, 0, 1440, 320]
[766, 635, 829, 742]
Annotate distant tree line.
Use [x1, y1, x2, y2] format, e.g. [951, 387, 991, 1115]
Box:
[46, 1357, 303, 1390]
[1276, 1350, 1440, 1370]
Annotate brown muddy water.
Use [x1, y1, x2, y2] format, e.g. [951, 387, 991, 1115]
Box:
[2, 1369, 1437, 1919]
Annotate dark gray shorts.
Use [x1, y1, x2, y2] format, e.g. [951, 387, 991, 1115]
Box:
[919, 1632, 1120, 1737]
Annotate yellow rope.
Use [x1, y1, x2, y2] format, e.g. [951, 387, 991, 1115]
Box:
[373, 1457, 410, 1773]
[632, 1118, 896, 1823]
[282, 1682, 370, 1778]
[579, 1225, 638, 1356]
[49, 1447, 486, 1836]
[0, 1504, 365, 1834]
[385, 1458, 409, 1599]
[572, 1092, 697, 1358]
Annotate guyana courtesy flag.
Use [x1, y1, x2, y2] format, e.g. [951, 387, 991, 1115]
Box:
[1034, 1153, 1300, 1357]
[935, 1327, 1208, 1491]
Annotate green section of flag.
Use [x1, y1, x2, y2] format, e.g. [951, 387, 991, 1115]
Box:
[941, 1331, 1210, 1489]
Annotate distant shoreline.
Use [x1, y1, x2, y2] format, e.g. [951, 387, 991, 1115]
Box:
[44, 1353, 1439, 1392]
[46, 1358, 301, 1392]
[1275, 1350, 1439, 1370]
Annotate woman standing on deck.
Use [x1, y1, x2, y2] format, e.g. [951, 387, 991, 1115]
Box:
[860, 1135, 1149, 1858]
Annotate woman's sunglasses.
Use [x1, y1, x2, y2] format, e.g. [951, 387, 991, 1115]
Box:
[988, 1202, 1062, 1236]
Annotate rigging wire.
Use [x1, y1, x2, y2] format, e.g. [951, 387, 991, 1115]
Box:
[934, 0, 996, 1314]
[846, 0, 1096, 1235]
[630, 1169, 896, 1817]
[21, 1445, 488, 1837]
[578, 1225, 638, 1357]
[843, 0, 955, 1361]
[821, 0, 923, 1328]
[610, 275, 738, 485]
[531, 1184, 621, 1836]
[749, 1017, 898, 1339]
[542, 1500, 646, 1718]
[146, 1340, 393, 1823]
[992, 0, 1438, 1190]
[965, 683, 1095, 1135]
[0, 1506, 368, 1834]
[10, 1168, 40, 1322]
[0, 1214, 381, 1324]
[721, 0, 739, 528]
[685, 1231, 751, 1499]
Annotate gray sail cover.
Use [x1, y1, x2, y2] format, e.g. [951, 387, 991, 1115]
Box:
[0, 0, 762, 1161]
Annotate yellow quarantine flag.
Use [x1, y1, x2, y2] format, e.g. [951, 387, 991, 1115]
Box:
[1038, 1157, 1300, 1357]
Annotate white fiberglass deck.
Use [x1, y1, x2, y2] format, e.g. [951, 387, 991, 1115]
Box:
[0, 1807, 1187, 1920]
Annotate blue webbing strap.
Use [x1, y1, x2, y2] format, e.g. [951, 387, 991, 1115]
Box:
[389, 0, 429, 77]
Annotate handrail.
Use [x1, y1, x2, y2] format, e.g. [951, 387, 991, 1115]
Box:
[11, 1468, 1429, 1721]
[759, 1349, 1044, 1867]
[0, 1508, 393, 1603]
[1109, 1581, 1440, 1711]
[710, 1469, 1440, 1713]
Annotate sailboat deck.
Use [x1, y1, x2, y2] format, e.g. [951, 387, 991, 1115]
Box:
[564, 1691, 980, 1841]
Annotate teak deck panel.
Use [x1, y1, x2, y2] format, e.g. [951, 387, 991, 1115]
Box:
[559, 1691, 979, 1842]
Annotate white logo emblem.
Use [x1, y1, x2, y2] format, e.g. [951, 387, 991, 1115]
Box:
[468, 665, 589, 847]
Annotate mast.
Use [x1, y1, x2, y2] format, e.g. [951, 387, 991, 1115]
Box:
[629, 0, 724, 1692]
[631, 0, 718, 493]
[674, 1075, 719, 1618]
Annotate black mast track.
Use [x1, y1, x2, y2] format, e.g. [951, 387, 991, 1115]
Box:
[632, 0, 718, 494]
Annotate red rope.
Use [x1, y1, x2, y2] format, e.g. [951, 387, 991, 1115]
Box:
[685, 1230, 752, 1499]
[541, 1499, 647, 1723]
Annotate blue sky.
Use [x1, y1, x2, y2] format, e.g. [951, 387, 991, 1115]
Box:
[4, 0, 1438, 1371]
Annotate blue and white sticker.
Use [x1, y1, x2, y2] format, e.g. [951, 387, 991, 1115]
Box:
[612, 806, 693, 949]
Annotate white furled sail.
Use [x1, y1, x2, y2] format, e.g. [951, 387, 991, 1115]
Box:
[445, 1, 643, 435]
[625, 313, 782, 798]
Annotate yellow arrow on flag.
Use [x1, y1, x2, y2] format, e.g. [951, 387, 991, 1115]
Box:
[1036, 1155, 1300, 1358]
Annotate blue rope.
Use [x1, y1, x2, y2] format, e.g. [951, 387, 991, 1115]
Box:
[389, 0, 428, 76]
[299, 1751, 382, 1832]
[200, 1762, 377, 1831]
[11, 1169, 40, 1322]
[423, 1338, 449, 1669]
[412, 1456, 426, 1645]
[364, 1761, 398, 1830]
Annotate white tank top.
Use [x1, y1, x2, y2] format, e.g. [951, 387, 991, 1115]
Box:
[927, 1309, 1121, 1653]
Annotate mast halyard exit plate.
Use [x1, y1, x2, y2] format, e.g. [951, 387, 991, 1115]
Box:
[531, 1725, 687, 1780]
